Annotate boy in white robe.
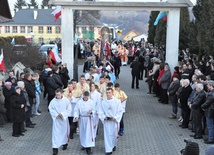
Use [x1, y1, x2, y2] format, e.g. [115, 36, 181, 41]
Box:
[74, 91, 95, 155]
[48, 88, 72, 155]
[99, 88, 123, 155]
[89, 82, 102, 137]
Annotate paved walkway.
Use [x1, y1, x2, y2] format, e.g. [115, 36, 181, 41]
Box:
[0, 65, 209, 155]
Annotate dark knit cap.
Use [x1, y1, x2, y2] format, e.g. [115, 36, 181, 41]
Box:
[174, 66, 179, 73]
[184, 142, 199, 155]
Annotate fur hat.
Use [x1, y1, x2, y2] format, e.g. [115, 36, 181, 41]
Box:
[184, 142, 199, 155]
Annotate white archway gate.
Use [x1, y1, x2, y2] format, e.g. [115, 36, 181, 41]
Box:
[49, 0, 193, 78]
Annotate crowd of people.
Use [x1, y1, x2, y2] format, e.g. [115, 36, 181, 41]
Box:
[46, 64, 128, 155]
[2, 37, 214, 154]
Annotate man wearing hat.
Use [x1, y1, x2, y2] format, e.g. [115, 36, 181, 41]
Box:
[201, 80, 214, 144]
[181, 141, 199, 155]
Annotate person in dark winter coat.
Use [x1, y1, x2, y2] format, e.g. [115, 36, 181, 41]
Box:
[52, 66, 64, 88]
[23, 73, 36, 116]
[189, 83, 206, 139]
[130, 57, 141, 89]
[159, 64, 171, 104]
[178, 79, 192, 128]
[10, 86, 26, 137]
[59, 63, 70, 88]
[3, 82, 14, 122]
[201, 80, 214, 144]
[46, 71, 59, 106]
[168, 75, 180, 119]
[111, 52, 121, 79]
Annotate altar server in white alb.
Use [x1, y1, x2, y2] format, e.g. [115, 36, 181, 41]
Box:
[74, 91, 95, 155]
[99, 88, 123, 155]
[48, 88, 72, 155]
[89, 82, 102, 137]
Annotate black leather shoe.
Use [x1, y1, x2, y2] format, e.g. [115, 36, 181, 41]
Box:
[189, 134, 196, 137]
[62, 144, 68, 150]
[194, 136, 202, 139]
[31, 123, 36, 125]
[12, 134, 19, 137]
[81, 147, 86, 150]
[136, 87, 139, 89]
[106, 152, 112, 155]
[113, 146, 116, 151]
[26, 125, 34, 128]
[86, 148, 92, 155]
[53, 148, 58, 155]
[19, 133, 24, 136]
[179, 125, 183, 127]
[182, 126, 188, 129]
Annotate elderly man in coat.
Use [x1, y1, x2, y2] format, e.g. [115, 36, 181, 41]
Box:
[167, 75, 180, 119]
[189, 83, 206, 139]
[201, 81, 214, 144]
[160, 64, 171, 104]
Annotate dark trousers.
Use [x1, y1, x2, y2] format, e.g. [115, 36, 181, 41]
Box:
[114, 67, 120, 78]
[48, 95, 55, 106]
[120, 113, 124, 129]
[192, 111, 203, 137]
[161, 88, 168, 103]
[13, 122, 22, 135]
[5, 106, 11, 122]
[182, 109, 191, 127]
[132, 75, 139, 88]
[25, 107, 32, 126]
[68, 117, 77, 136]
[140, 67, 144, 80]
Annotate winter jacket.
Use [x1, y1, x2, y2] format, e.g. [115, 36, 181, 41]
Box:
[10, 92, 26, 123]
[191, 90, 206, 113]
[167, 80, 180, 103]
[201, 89, 214, 118]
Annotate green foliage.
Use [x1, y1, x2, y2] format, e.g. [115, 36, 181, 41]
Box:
[179, 8, 190, 50]
[14, 0, 27, 9]
[28, 0, 38, 8]
[41, 0, 51, 8]
[154, 20, 166, 47]
[147, 11, 159, 45]
[192, 0, 214, 56]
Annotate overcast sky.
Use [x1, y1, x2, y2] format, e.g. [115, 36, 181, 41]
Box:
[9, 0, 197, 10]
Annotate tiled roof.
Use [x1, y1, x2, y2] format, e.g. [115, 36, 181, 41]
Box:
[1, 9, 103, 26]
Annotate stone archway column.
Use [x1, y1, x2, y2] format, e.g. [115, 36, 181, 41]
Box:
[61, 6, 74, 79]
[165, 8, 180, 71]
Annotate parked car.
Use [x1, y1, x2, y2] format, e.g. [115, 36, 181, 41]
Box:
[39, 44, 55, 56]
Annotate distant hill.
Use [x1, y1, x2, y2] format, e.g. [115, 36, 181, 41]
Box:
[100, 10, 150, 37]
[100, 8, 195, 39]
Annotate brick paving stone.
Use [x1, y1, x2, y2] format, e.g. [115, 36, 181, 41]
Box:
[0, 65, 208, 155]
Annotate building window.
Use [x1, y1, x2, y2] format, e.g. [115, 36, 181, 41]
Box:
[55, 27, 60, 34]
[5, 26, 10, 33]
[20, 26, 25, 33]
[82, 27, 86, 33]
[38, 38, 44, 44]
[47, 26, 52, 33]
[89, 27, 94, 32]
[13, 26, 18, 33]
[38, 26, 43, 34]
[28, 26, 33, 33]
